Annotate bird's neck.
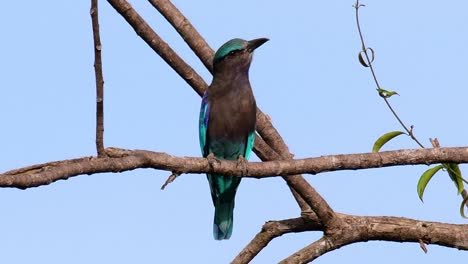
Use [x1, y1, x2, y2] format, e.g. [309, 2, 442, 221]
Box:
[213, 67, 249, 82]
[210, 70, 251, 96]
[212, 56, 252, 83]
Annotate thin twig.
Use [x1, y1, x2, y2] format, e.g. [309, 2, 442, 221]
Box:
[91, 0, 106, 157]
[353, 1, 425, 148]
[419, 239, 428, 253]
[160, 172, 180, 190]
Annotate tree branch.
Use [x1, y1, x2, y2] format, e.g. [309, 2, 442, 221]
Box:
[280, 236, 335, 264]
[107, 0, 207, 96]
[233, 215, 322, 264]
[90, 0, 106, 157]
[148, 0, 214, 73]
[280, 213, 468, 263]
[2, 147, 468, 189]
[252, 132, 312, 213]
[232, 211, 468, 263]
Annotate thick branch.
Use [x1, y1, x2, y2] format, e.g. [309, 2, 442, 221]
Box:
[90, 0, 106, 157]
[280, 213, 468, 263]
[107, 0, 207, 96]
[2, 147, 468, 189]
[233, 211, 468, 263]
[253, 133, 312, 213]
[148, 0, 214, 73]
[3, 147, 468, 262]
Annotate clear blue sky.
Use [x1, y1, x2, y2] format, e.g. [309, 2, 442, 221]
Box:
[1, 1, 467, 263]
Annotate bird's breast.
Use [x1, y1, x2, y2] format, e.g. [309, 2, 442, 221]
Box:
[207, 88, 256, 142]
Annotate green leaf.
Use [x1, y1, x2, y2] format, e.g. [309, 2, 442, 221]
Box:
[372, 131, 405, 152]
[358, 52, 370, 67]
[417, 165, 444, 202]
[358, 48, 374, 67]
[460, 195, 468, 219]
[377, 88, 399, 98]
[444, 163, 464, 195]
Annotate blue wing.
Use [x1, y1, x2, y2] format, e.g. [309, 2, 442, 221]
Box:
[199, 92, 210, 156]
[199, 91, 255, 160]
[244, 131, 255, 159]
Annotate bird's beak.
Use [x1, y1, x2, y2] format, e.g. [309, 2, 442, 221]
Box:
[247, 38, 269, 52]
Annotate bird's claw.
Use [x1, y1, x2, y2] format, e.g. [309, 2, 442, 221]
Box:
[237, 155, 248, 176]
[207, 153, 220, 168]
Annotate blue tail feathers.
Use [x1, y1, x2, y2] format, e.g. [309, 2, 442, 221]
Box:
[213, 199, 235, 240]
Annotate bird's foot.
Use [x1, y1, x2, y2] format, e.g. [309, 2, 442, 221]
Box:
[207, 153, 220, 169]
[236, 155, 248, 176]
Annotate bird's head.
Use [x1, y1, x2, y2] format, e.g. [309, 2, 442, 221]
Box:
[212, 38, 269, 73]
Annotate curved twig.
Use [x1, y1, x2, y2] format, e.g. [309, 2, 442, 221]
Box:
[232, 216, 322, 264]
[354, 1, 424, 148]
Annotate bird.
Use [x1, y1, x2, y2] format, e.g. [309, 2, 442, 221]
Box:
[199, 37, 269, 240]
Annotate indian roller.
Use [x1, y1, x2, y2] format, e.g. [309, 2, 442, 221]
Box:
[199, 38, 269, 240]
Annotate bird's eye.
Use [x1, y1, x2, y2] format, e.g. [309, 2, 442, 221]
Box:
[228, 50, 239, 56]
